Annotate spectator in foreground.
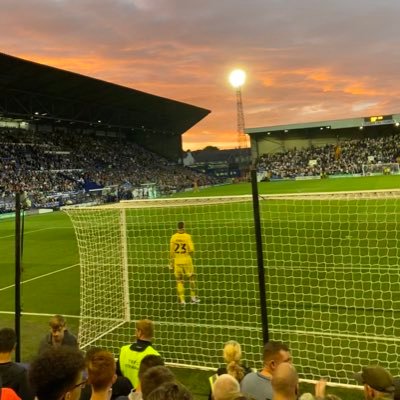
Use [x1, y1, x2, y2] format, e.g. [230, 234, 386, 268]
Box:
[0, 386, 20, 400]
[38, 314, 78, 354]
[271, 362, 298, 400]
[240, 341, 292, 400]
[140, 366, 176, 400]
[118, 320, 160, 389]
[218, 341, 252, 382]
[354, 366, 395, 400]
[212, 374, 241, 400]
[130, 354, 165, 400]
[29, 347, 85, 400]
[86, 350, 124, 400]
[299, 378, 342, 400]
[209, 341, 252, 400]
[146, 382, 192, 400]
[81, 348, 132, 400]
[0, 328, 33, 400]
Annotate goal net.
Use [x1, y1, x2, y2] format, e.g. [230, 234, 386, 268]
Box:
[64, 197, 262, 369]
[64, 190, 400, 385]
[362, 162, 400, 176]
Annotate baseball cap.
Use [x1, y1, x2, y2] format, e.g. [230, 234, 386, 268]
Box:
[354, 366, 395, 393]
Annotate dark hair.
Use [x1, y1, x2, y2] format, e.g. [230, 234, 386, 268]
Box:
[263, 341, 290, 363]
[177, 222, 185, 230]
[0, 328, 16, 353]
[141, 366, 176, 400]
[146, 382, 192, 400]
[139, 355, 165, 380]
[87, 350, 116, 391]
[29, 347, 85, 400]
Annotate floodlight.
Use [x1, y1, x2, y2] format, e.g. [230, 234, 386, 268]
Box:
[229, 69, 246, 88]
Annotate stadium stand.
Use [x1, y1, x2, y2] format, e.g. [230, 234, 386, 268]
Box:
[257, 133, 400, 179]
[0, 52, 216, 212]
[0, 127, 221, 211]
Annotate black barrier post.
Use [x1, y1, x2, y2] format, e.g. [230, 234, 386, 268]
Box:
[250, 168, 269, 344]
[14, 192, 22, 362]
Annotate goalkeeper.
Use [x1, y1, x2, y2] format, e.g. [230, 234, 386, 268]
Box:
[169, 221, 199, 305]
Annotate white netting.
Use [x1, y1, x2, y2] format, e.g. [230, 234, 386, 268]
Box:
[64, 196, 262, 369]
[362, 162, 400, 176]
[259, 190, 400, 384]
[64, 190, 400, 384]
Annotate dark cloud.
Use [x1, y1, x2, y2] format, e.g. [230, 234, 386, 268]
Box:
[1, 0, 400, 148]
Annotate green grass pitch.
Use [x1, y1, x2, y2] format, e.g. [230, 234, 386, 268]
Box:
[1, 175, 400, 398]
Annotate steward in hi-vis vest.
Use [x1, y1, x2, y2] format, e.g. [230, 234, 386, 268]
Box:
[117, 319, 160, 389]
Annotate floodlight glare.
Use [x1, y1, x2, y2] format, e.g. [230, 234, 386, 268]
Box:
[229, 69, 246, 88]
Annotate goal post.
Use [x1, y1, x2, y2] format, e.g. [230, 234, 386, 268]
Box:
[362, 162, 400, 176]
[64, 197, 263, 368]
[64, 190, 400, 385]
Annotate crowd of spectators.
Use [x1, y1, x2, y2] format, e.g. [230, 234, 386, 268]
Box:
[257, 134, 400, 179]
[0, 127, 221, 210]
[1, 316, 399, 400]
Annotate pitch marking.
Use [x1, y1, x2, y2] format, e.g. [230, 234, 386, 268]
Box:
[0, 263, 79, 292]
[0, 226, 72, 239]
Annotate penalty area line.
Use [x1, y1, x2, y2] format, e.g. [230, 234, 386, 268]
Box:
[0, 226, 72, 239]
[0, 263, 79, 292]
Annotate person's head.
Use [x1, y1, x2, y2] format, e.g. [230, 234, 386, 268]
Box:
[223, 341, 244, 382]
[262, 341, 292, 373]
[29, 346, 86, 400]
[212, 374, 241, 400]
[223, 341, 242, 364]
[141, 366, 176, 400]
[87, 350, 117, 392]
[136, 319, 155, 341]
[355, 366, 395, 400]
[0, 328, 16, 353]
[272, 362, 299, 400]
[177, 222, 185, 232]
[146, 382, 192, 400]
[49, 314, 67, 344]
[139, 355, 165, 382]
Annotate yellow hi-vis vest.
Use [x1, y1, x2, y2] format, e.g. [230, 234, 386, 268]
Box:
[119, 344, 160, 388]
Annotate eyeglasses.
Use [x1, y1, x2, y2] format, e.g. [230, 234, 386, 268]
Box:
[71, 380, 87, 390]
[59, 380, 87, 400]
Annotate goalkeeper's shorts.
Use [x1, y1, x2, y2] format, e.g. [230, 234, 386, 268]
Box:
[174, 259, 194, 279]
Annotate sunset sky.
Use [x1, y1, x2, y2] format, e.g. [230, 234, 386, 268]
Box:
[2, 0, 400, 150]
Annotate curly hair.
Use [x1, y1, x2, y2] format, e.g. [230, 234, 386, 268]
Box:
[29, 347, 85, 400]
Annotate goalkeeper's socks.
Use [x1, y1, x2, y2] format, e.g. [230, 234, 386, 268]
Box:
[177, 282, 185, 301]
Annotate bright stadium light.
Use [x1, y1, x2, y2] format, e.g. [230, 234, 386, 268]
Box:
[229, 69, 247, 148]
[229, 69, 246, 88]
